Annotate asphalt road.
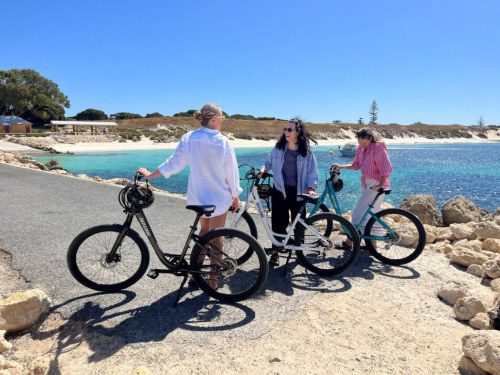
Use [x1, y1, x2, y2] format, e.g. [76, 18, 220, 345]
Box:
[0, 163, 379, 351]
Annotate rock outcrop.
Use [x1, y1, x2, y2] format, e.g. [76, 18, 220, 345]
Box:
[462, 331, 500, 375]
[442, 196, 489, 226]
[0, 289, 51, 333]
[399, 194, 443, 226]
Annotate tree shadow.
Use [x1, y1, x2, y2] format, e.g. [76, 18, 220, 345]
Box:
[32, 288, 256, 374]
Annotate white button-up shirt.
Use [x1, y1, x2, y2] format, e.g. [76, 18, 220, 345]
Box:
[158, 127, 242, 217]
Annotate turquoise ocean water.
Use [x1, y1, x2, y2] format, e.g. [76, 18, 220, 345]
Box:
[37, 143, 500, 212]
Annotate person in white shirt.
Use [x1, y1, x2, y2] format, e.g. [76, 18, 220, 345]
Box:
[137, 103, 241, 231]
[137, 104, 242, 287]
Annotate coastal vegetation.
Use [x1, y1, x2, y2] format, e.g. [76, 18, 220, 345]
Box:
[0, 69, 70, 126]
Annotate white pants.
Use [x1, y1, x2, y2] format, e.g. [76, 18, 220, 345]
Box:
[351, 178, 385, 233]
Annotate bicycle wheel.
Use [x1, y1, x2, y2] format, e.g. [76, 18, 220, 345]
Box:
[190, 228, 269, 303]
[227, 208, 258, 264]
[305, 203, 333, 237]
[67, 225, 150, 292]
[364, 208, 426, 265]
[295, 212, 360, 276]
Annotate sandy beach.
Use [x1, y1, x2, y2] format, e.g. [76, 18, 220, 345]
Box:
[48, 131, 500, 153]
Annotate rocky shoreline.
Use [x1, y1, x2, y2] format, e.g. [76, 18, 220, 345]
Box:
[1, 150, 499, 374]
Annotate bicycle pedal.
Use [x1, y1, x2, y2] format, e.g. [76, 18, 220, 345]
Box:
[147, 269, 159, 279]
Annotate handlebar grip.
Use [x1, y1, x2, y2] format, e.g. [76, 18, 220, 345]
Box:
[134, 172, 143, 182]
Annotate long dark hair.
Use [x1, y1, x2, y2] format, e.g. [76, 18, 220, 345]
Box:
[356, 127, 381, 143]
[276, 118, 317, 157]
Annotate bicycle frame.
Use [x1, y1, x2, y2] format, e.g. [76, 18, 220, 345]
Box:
[108, 207, 225, 275]
[230, 184, 329, 252]
[308, 179, 398, 242]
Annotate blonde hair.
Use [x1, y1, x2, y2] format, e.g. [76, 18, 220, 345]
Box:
[195, 103, 222, 126]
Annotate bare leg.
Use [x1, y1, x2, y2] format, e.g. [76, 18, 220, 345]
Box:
[200, 213, 227, 288]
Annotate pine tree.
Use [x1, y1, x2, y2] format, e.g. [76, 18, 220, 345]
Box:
[358, 117, 364, 125]
[478, 116, 485, 126]
[369, 100, 378, 125]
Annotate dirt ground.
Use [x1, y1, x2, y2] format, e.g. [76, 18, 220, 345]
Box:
[1, 247, 480, 375]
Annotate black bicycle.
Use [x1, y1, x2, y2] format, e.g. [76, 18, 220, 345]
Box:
[67, 174, 269, 305]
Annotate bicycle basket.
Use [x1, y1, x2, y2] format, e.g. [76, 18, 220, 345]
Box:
[257, 183, 272, 199]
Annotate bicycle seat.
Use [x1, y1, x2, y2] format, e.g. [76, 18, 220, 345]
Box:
[297, 194, 320, 204]
[186, 205, 216, 217]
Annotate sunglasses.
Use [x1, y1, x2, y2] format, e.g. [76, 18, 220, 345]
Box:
[283, 127, 296, 133]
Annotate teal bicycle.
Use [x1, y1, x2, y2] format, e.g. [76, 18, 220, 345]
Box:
[304, 167, 426, 265]
[230, 166, 425, 266]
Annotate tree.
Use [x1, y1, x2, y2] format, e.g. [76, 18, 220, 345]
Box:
[111, 112, 142, 120]
[173, 109, 197, 117]
[75, 108, 108, 121]
[0, 69, 70, 126]
[369, 100, 378, 125]
[478, 116, 485, 126]
[145, 112, 163, 118]
[358, 117, 365, 125]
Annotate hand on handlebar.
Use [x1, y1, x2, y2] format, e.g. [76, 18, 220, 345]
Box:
[136, 167, 150, 180]
[332, 163, 341, 171]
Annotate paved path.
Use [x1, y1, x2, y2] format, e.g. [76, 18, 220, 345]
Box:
[0, 163, 354, 344]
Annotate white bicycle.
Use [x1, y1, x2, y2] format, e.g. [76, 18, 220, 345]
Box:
[228, 165, 361, 276]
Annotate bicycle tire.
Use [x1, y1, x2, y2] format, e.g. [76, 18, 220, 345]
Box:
[190, 228, 268, 303]
[67, 225, 150, 292]
[295, 212, 360, 276]
[305, 203, 333, 237]
[364, 208, 426, 265]
[227, 208, 258, 264]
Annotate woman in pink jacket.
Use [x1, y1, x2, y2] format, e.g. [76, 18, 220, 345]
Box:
[333, 128, 392, 232]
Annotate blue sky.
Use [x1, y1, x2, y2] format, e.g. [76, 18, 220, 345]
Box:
[1, 0, 499, 124]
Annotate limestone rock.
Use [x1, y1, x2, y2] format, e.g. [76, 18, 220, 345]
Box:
[423, 224, 437, 244]
[443, 243, 454, 254]
[105, 178, 133, 186]
[491, 279, 500, 293]
[483, 239, 500, 254]
[470, 313, 491, 330]
[26, 356, 51, 375]
[93, 176, 103, 182]
[0, 358, 23, 374]
[436, 227, 456, 241]
[438, 281, 471, 305]
[0, 330, 12, 353]
[450, 223, 477, 240]
[0, 289, 51, 333]
[475, 222, 500, 240]
[51, 169, 69, 175]
[458, 355, 488, 375]
[483, 258, 500, 279]
[399, 194, 443, 226]
[454, 239, 482, 252]
[396, 223, 420, 246]
[442, 196, 489, 226]
[450, 247, 489, 268]
[468, 264, 485, 278]
[462, 331, 500, 375]
[454, 297, 487, 321]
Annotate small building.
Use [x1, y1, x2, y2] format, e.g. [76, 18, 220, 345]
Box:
[49, 120, 118, 135]
[0, 116, 33, 134]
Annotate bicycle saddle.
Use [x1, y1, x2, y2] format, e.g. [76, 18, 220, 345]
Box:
[297, 194, 320, 204]
[186, 205, 216, 216]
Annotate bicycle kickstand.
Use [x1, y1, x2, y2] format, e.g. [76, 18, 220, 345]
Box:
[282, 251, 293, 278]
[173, 274, 189, 307]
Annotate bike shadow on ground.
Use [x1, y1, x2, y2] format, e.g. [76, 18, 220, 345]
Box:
[33, 286, 257, 373]
[258, 250, 420, 298]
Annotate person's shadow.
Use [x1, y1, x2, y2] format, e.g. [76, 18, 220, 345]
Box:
[32, 287, 256, 374]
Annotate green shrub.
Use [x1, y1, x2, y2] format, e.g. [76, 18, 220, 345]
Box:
[233, 132, 252, 140]
[477, 133, 488, 139]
